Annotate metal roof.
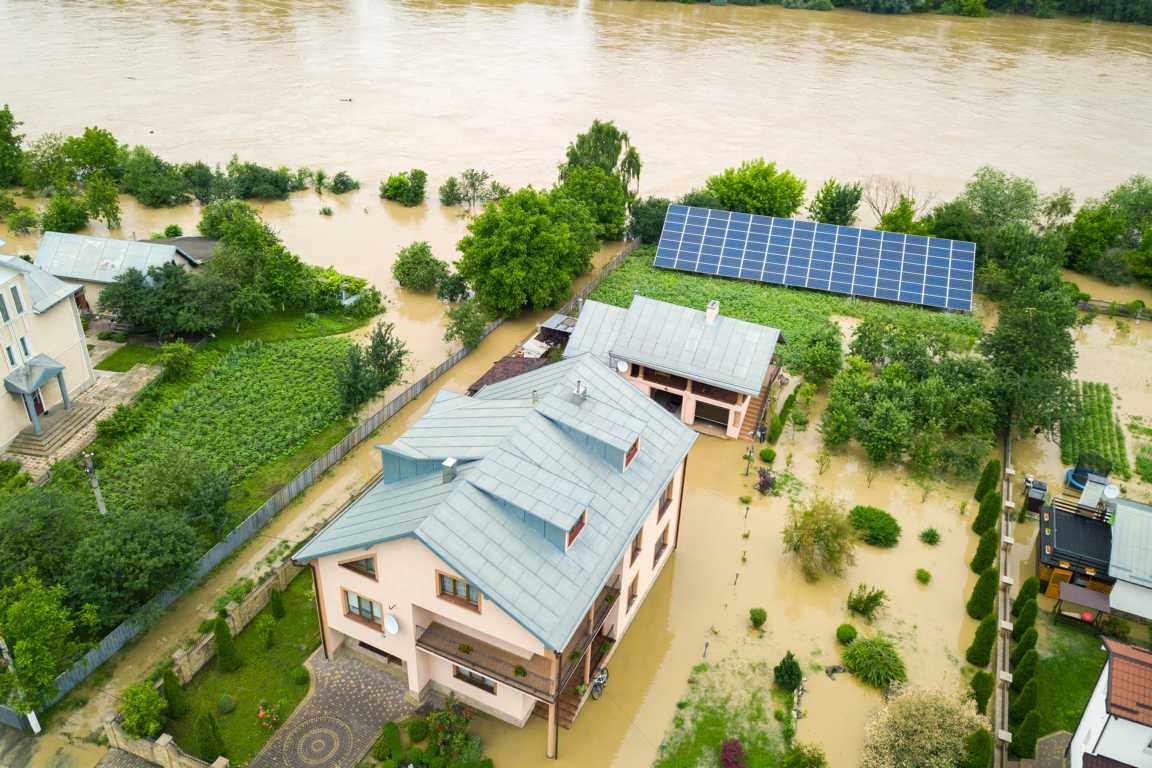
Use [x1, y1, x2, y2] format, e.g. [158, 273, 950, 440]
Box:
[142, 235, 218, 265]
[4, 353, 65, 395]
[0, 254, 80, 313]
[1109, 497, 1152, 588]
[295, 354, 698, 650]
[34, 232, 196, 285]
[565, 296, 782, 396]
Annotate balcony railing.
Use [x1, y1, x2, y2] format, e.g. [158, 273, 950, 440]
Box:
[558, 577, 622, 690]
[414, 622, 554, 700]
[641, 368, 687, 391]
[690, 381, 740, 405]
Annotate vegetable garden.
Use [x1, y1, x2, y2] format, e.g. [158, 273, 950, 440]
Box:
[1059, 381, 1130, 479]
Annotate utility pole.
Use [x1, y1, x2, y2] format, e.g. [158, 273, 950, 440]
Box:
[82, 451, 107, 516]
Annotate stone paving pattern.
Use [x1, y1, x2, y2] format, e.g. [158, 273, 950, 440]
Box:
[250, 651, 413, 768]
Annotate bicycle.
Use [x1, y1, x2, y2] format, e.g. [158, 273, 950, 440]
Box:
[590, 667, 609, 700]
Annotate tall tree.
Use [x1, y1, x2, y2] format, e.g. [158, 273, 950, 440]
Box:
[0, 105, 23, 187]
[556, 164, 629, 241]
[809, 179, 863, 226]
[705, 159, 806, 218]
[559, 119, 641, 195]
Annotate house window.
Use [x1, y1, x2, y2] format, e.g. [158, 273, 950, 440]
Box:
[343, 590, 382, 626]
[0, 293, 9, 323]
[18, 336, 30, 358]
[658, 479, 674, 520]
[627, 575, 639, 611]
[453, 665, 496, 695]
[438, 573, 480, 610]
[3, 345, 13, 368]
[630, 529, 643, 566]
[339, 556, 377, 580]
[567, 511, 587, 547]
[624, 438, 640, 469]
[653, 525, 670, 567]
[630, 363, 640, 377]
[9, 286, 24, 316]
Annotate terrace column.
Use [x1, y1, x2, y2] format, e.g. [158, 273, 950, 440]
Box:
[584, 607, 593, 685]
[546, 652, 560, 759]
[56, 372, 71, 410]
[23, 394, 42, 434]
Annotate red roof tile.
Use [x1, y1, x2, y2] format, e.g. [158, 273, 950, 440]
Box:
[1104, 638, 1152, 727]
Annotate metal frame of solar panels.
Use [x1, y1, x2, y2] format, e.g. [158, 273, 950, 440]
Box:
[654, 205, 975, 312]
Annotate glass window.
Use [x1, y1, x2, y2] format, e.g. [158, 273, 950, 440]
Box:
[0, 294, 9, 324]
[630, 530, 643, 565]
[18, 337, 30, 357]
[3, 346, 13, 367]
[453, 666, 495, 694]
[9, 286, 23, 316]
[340, 556, 377, 579]
[438, 574, 479, 608]
[344, 591, 382, 625]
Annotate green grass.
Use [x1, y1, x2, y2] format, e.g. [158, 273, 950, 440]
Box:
[589, 247, 984, 365]
[169, 571, 320, 764]
[1034, 613, 1108, 738]
[205, 310, 372, 349]
[1059, 381, 1130, 479]
[94, 344, 162, 371]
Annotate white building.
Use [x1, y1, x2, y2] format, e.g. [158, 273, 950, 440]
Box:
[1069, 638, 1152, 768]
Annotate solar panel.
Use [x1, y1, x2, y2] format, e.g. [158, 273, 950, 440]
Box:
[654, 205, 976, 312]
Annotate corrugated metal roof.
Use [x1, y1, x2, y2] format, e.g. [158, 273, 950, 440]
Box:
[1109, 497, 1152, 588]
[563, 301, 626, 359]
[0, 254, 79, 313]
[295, 354, 697, 650]
[34, 232, 195, 285]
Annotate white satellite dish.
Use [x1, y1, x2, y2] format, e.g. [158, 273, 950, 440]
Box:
[615, 360, 628, 374]
[383, 614, 400, 636]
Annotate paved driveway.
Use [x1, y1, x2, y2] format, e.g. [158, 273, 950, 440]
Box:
[250, 651, 413, 768]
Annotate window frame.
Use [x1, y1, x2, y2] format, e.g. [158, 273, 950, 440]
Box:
[653, 524, 670, 567]
[624, 438, 640, 469]
[341, 588, 383, 628]
[338, 554, 379, 581]
[3, 345, 14, 368]
[18, 336, 30, 358]
[566, 510, 587, 548]
[9, 285, 24, 316]
[658, 478, 674, 520]
[453, 665, 496, 695]
[436, 571, 481, 612]
[0, 293, 9, 324]
[630, 529, 643, 567]
[627, 574, 639, 611]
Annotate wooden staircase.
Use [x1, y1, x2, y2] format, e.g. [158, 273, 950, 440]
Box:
[6, 403, 105, 457]
[740, 381, 771, 441]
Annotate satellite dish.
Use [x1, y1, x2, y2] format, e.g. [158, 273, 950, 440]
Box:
[615, 360, 628, 374]
[383, 614, 400, 636]
[1103, 484, 1120, 501]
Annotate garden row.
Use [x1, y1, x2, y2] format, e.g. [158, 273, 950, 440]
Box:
[1059, 381, 1131, 479]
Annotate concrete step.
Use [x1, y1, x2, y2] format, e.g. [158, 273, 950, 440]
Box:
[7, 403, 104, 457]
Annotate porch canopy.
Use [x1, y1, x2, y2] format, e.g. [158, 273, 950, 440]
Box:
[4, 354, 65, 395]
[1057, 581, 1111, 614]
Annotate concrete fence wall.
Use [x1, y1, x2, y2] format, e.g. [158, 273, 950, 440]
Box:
[104, 717, 228, 768]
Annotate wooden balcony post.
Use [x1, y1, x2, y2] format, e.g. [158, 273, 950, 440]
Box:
[584, 606, 594, 685]
[546, 703, 558, 759]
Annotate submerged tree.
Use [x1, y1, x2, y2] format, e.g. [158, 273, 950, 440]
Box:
[559, 119, 642, 195]
[781, 494, 857, 581]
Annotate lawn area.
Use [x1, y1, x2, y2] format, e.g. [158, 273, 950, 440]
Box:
[206, 309, 373, 349]
[1034, 612, 1108, 738]
[589, 247, 984, 365]
[169, 570, 321, 764]
[94, 344, 162, 371]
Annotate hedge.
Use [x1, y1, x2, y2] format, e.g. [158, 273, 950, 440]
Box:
[849, 505, 901, 547]
[969, 527, 998, 573]
[1012, 601, 1037, 642]
[1010, 628, 1037, 667]
[966, 569, 998, 620]
[1010, 679, 1037, 726]
[969, 670, 993, 715]
[961, 729, 993, 768]
[965, 613, 997, 668]
[971, 491, 1001, 535]
[974, 458, 1001, 502]
[1011, 711, 1039, 758]
[1011, 649, 1037, 694]
[1012, 577, 1039, 616]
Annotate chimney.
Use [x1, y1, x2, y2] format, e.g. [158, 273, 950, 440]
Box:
[705, 300, 720, 326]
[531, 389, 539, 405]
[573, 379, 588, 403]
[441, 457, 458, 484]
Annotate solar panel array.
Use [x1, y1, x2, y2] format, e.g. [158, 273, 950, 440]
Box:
[654, 205, 975, 312]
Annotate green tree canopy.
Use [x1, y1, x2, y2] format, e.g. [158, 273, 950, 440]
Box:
[559, 119, 641, 194]
[62, 127, 122, 181]
[781, 494, 857, 581]
[704, 159, 806, 218]
[809, 179, 863, 226]
[392, 241, 449, 292]
[862, 687, 984, 768]
[0, 487, 93, 586]
[456, 187, 597, 316]
[556, 164, 629, 241]
[0, 105, 25, 187]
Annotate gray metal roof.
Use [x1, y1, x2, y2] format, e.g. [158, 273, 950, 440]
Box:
[1109, 497, 1152, 588]
[143, 235, 218, 265]
[0, 254, 80, 313]
[295, 354, 698, 650]
[564, 297, 782, 396]
[4, 353, 64, 395]
[34, 232, 196, 285]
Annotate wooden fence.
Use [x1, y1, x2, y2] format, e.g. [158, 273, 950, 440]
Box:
[2, 239, 640, 732]
[1076, 297, 1149, 319]
[992, 437, 1015, 768]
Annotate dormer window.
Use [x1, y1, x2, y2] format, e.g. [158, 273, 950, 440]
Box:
[624, 438, 640, 470]
[567, 511, 588, 548]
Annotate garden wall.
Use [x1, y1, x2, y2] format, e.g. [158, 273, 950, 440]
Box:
[105, 716, 228, 768]
[171, 561, 301, 684]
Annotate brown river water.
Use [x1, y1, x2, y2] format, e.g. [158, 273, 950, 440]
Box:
[3, 0, 1152, 765]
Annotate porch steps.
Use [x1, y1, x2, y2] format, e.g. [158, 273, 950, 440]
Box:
[532, 693, 581, 730]
[6, 403, 105, 457]
[740, 381, 771, 441]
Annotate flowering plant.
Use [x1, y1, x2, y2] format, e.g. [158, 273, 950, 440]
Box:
[257, 700, 282, 730]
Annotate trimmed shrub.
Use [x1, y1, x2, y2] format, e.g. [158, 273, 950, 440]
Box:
[1011, 628, 1038, 667]
[760, 447, 776, 463]
[1012, 577, 1039, 616]
[750, 607, 768, 629]
[847, 584, 888, 623]
[916, 568, 932, 584]
[961, 729, 993, 768]
[1011, 649, 1037, 694]
[162, 669, 188, 719]
[969, 527, 998, 573]
[269, 587, 285, 619]
[119, 682, 167, 738]
[966, 569, 998, 620]
[1011, 711, 1039, 758]
[194, 712, 225, 762]
[842, 636, 906, 689]
[774, 651, 803, 692]
[289, 665, 310, 686]
[721, 738, 747, 768]
[919, 527, 941, 545]
[217, 693, 236, 714]
[974, 458, 1001, 501]
[965, 613, 997, 668]
[1011, 679, 1037, 726]
[407, 717, 429, 743]
[836, 623, 858, 645]
[849, 505, 901, 547]
[970, 670, 994, 714]
[1012, 601, 1037, 641]
[213, 618, 242, 672]
[971, 491, 1001, 535]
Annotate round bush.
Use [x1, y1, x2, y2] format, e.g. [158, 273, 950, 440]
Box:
[916, 568, 932, 584]
[849, 505, 901, 547]
[842, 636, 907, 689]
[749, 607, 768, 629]
[392, 241, 447, 292]
[836, 623, 858, 645]
[919, 527, 941, 545]
[217, 693, 236, 715]
[406, 717, 429, 743]
[760, 447, 776, 463]
[289, 666, 310, 685]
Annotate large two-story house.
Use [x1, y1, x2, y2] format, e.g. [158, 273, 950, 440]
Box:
[294, 354, 697, 758]
[0, 254, 96, 450]
[563, 295, 783, 439]
[1069, 639, 1152, 768]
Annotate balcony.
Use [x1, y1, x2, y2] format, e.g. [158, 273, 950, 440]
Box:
[641, 367, 687, 391]
[691, 380, 740, 405]
[414, 623, 554, 700]
[557, 577, 621, 690]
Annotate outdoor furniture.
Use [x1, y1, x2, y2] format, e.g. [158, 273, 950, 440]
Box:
[1053, 581, 1110, 630]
